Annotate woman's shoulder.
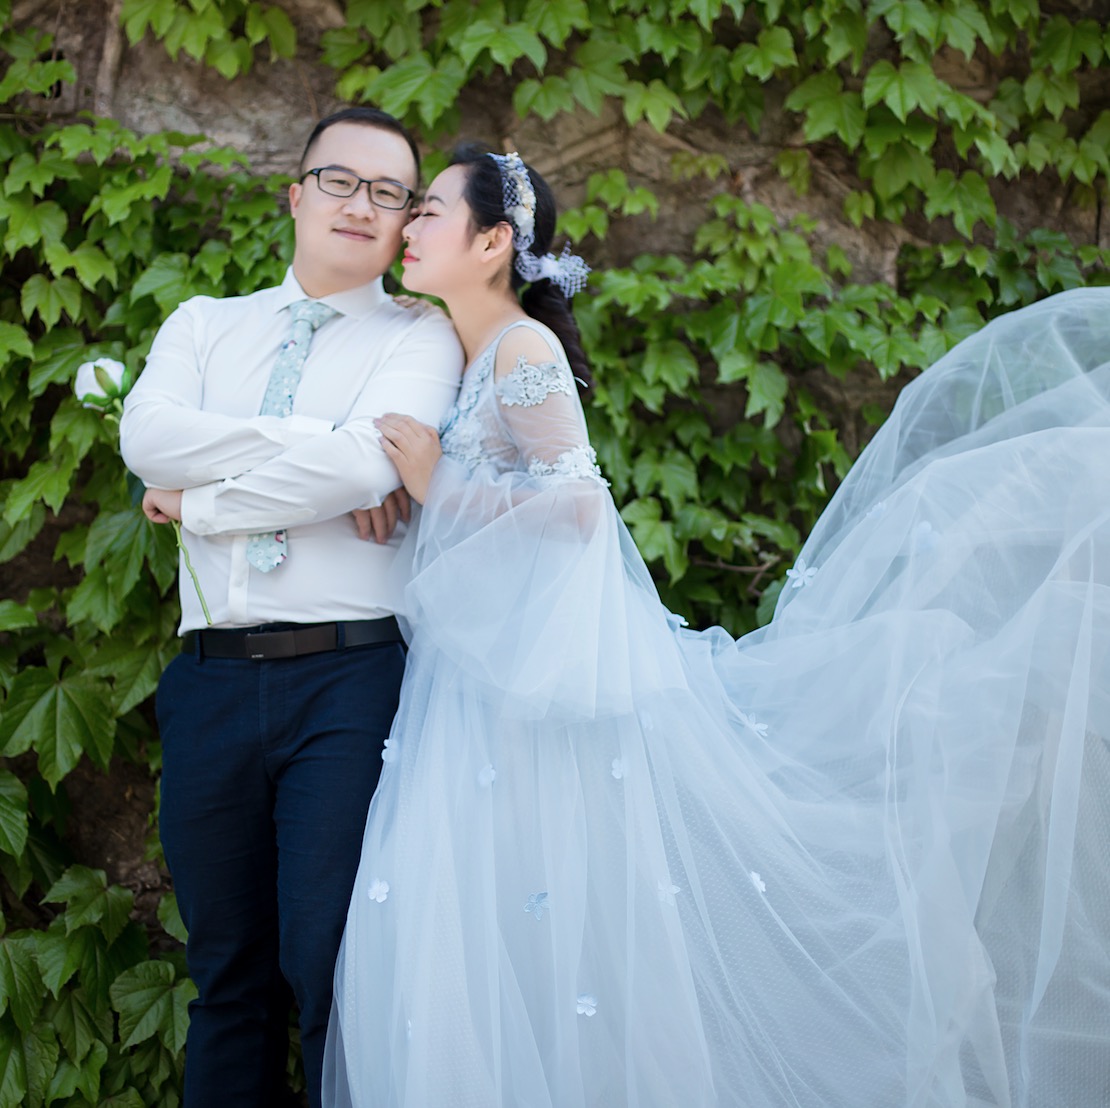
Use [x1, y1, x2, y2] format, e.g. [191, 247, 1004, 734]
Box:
[492, 318, 567, 379]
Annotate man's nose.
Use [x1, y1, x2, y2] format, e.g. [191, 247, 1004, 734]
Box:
[342, 183, 378, 216]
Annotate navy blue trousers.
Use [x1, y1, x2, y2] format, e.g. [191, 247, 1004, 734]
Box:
[157, 640, 405, 1108]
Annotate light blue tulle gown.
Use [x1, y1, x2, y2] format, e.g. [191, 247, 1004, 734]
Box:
[323, 296, 1110, 1107]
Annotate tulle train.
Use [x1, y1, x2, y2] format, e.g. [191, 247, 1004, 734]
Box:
[325, 289, 1110, 1106]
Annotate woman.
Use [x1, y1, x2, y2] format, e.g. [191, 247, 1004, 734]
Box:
[323, 145, 1110, 1106]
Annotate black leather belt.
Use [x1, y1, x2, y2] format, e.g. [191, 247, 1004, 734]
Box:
[182, 618, 403, 661]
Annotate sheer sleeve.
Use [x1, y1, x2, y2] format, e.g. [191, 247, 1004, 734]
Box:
[492, 338, 606, 484]
[395, 322, 687, 721]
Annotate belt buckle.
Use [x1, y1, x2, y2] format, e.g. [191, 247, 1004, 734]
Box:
[244, 629, 297, 660]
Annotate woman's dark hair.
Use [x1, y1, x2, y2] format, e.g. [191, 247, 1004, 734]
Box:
[449, 143, 592, 391]
[300, 107, 421, 183]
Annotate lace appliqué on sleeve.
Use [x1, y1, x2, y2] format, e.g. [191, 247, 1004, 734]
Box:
[527, 445, 609, 486]
[496, 355, 575, 408]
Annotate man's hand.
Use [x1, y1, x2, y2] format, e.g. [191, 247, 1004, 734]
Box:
[142, 487, 183, 523]
[374, 414, 442, 504]
[352, 487, 412, 543]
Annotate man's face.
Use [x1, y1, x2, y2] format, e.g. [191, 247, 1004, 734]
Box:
[289, 122, 418, 293]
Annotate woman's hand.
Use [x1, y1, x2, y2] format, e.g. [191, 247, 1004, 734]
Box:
[142, 487, 183, 523]
[375, 414, 442, 504]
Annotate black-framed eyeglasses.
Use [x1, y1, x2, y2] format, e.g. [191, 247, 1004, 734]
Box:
[302, 166, 415, 210]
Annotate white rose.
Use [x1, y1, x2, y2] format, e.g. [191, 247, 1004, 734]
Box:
[74, 357, 128, 407]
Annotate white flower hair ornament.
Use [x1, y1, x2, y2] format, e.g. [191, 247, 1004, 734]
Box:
[487, 151, 590, 298]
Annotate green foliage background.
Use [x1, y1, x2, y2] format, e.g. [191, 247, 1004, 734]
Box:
[2, 0, 1110, 1101]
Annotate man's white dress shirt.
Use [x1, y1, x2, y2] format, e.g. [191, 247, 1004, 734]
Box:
[120, 268, 463, 632]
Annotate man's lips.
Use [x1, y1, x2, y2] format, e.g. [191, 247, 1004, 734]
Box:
[333, 226, 375, 240]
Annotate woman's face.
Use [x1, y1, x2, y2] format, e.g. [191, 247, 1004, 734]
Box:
[401, 164, 487, 298]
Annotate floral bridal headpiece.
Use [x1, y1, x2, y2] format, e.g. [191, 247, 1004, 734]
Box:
[488, 151, 591, 297]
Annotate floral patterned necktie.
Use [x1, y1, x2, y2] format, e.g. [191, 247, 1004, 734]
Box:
[246, 299, 339, 572]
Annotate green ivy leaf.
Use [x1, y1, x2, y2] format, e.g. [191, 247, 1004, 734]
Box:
[370, 52, 467, 128]
[99, 1088, 146, 1108]
[524, 0, 589, 45]
[622, 79, 687, 133]
[923, 170, 996, 238]
[0, 1017, 27, 1108]
[731, 26, 796, 81]
[632, 450, 700, 510]
[619, 497, 688, 582]
[13, 1022, 55, 1108]
[84, 510, 156, 599]
[0, 1016, 27, 1108]
[43, 867, 135, 943]
[0, 56, 74, 103]
[2, 197, 65, 256]
[868, 142, 935, 200]
[84, 639, 172, 715]
[109, 960, 195, 1053]
[19, 274, 82, 329]
[872, 0, 940, 45]
[567, 37, 632, 115]
[0, 668, 116, 788]
[1032, 16, 1103, 74]
[862, 59, 940, 122]
[130, 253, 191, 314]
[642, 338, 699, 394]
[0, 322, 32, 363]
[0, 601, 35, 633]
[513, 75, 575, 121]
[3, 453, 77, 520]
[1023, 68, 1079, 118]
[65, 566, 128, 635]
[47, 988, 106, 1066]
[320, 26, 369, 69]
[824, 10, 868, 70]
[0, 936, 43, 1032]
[743, 362, 789, 425]
[491, 24, 547, 71]
[121, 0, 177, 43]
[33, 923, 82, 998]
[785, 72, 866, 149]
[0, 772, 28, 859]
[156, 892, 188, 944]
[44, 1037, 107, 1105]
[3, 151, 79, 198]
[261, 5, 297, 58]
[938, 0, 996, 59]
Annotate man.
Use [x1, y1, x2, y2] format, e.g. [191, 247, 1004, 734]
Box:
[120, 107, 462, 1107]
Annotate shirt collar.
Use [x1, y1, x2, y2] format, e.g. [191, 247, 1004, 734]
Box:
[275, 267, 389, 319]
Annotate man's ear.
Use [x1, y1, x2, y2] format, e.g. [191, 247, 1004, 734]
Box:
[288, 181, 303, 217]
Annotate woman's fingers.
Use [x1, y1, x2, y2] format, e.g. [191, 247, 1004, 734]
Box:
[376, 414, 439, 460]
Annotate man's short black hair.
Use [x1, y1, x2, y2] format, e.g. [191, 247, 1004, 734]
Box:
[299, 107, 421, 181]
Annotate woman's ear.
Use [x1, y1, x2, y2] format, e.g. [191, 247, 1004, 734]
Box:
[481, 220, 515, 258]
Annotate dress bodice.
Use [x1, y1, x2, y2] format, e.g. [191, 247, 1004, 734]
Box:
[439, 319, 606, 483]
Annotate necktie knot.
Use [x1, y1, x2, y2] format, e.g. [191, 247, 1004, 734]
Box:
[289, 299, 339, 331]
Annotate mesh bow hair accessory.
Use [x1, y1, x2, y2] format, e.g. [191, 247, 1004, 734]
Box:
[488, 151, 591, 297]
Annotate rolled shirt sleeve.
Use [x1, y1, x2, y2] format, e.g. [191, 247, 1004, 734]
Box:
[120, 297, 336, 490]
[180, 302, 462, 535]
